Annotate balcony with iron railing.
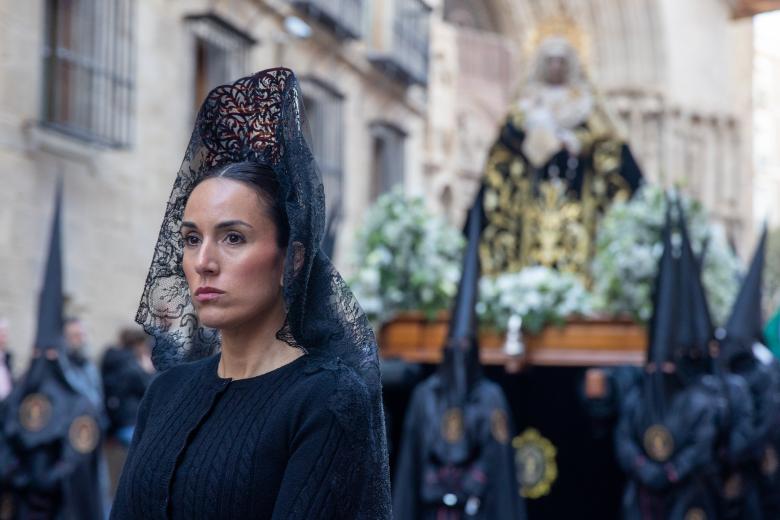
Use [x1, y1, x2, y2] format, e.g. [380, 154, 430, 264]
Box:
[367, 0, 431, 86]
[290, 0, 364, 40]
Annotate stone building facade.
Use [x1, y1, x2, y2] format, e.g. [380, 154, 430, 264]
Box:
[753, 11, 780, 225]
[0, 0, 433, 364]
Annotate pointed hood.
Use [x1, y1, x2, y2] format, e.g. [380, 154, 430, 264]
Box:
[439, 187, 485, 406]
[721, 225, 767, 367]
[2, 179, 86, 450]
[35, 179, 65, 352]
[643, 203, 678, 421]
[646, 205, 677, 367]
[726, 225, 767, 346]
[429, 188, 487, 468]
[642, 195, 713, 421]
[674, 199, 714, 371]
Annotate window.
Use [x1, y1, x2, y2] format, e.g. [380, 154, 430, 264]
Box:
[370, 122, 406, 201]
[392, 0, 431, 84]
[42, 0, 136, 147]
[186, 14, 256, 111]
[301, 79, 344, 220]
[368, 0, 431, 85]
[291, 0, 365, 39]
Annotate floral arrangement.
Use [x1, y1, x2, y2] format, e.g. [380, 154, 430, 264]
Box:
[351, 184, 742, 334]
[477, 266, 593, 334]
[591, 185, 741, 324]
[349, 189, 464, 322]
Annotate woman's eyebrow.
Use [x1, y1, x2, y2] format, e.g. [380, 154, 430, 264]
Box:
[215, 220, 253, 230]
[180, 221, 198, 231]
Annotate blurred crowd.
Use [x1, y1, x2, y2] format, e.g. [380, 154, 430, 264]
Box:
[0, 318, 155, 518]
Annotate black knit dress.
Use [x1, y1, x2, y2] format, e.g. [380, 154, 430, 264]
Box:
[110, 353, 375, 519]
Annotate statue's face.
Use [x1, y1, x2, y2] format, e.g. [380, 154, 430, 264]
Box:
[543, 55, 569, 85]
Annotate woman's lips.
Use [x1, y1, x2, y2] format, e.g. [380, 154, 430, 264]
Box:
[194, 287, 224, 303]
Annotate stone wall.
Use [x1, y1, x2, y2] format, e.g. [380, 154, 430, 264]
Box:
[0, 0, 428, 367]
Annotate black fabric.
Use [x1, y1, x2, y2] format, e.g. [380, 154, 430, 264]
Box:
[0, 353, 104, 520]
[674, 200, 714, 381]
[495, 120, 643, 201]
[35, 179, 64, 352]
[615, 379, 718, 519]
[705, 373, 762, 519]
[392, 375, 525, 519]
[716, 226, 780, 516]
[101, 347, 152, 434]
[111, 353, 377, 519]
[0, 179, 104, 519]
[614, 197, 722, 519]
[438, 190, 485, 415]
[133, 67, 389, 517]
[757, 360, 780, 519]
[724, 226, 767, 356]
[581, 365, 643, 439]
[392, 191, 525, 519]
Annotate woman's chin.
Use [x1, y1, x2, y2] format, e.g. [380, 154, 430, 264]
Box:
[195, 310, 232, 330]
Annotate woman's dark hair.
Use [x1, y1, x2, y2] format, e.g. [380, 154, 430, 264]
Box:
[196, 162, 289, 248]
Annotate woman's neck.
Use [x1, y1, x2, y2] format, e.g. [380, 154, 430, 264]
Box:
[218, 306, 303, 380]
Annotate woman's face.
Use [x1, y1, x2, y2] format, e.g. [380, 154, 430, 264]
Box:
[181, 177, 285, 331]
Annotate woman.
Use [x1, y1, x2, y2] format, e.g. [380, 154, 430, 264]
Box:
[111, 68, 390, 519]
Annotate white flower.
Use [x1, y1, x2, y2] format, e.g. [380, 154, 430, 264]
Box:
[478, 266, 592, 333]
[348, 188, 465, 324]
[591, 184, 741, 324]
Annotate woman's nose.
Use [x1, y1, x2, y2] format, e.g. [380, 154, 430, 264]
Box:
[194, 239, 219, 277]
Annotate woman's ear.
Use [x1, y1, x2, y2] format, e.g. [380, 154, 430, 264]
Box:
[280, 242, 305, 287]
[291, 241, 305, 273]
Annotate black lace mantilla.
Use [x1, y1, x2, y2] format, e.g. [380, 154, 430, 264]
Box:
[135, 68, 389, 516]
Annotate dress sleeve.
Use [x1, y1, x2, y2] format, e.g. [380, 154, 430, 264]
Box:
[270, 367, 386, 519]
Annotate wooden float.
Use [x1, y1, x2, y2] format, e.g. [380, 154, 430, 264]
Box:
[379, 312, 647, 367]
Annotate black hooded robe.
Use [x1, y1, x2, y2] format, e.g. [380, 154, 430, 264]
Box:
[1, 354, 105, 520]
[392, 373, 525, 519]
[615, 377, 719, 519]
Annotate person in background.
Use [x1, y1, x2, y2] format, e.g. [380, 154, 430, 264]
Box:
[101, 327, 154, 447]
[717, 228, 780, 518]
[63, 317, 104, 411]
[0, 179, 105, 519]
[615, 205, 720, 519]
[0, 318, 13, 402]
[63, 317, 112, 516]
[101, 327, 154, 502]
[393, 192, 526, 519]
